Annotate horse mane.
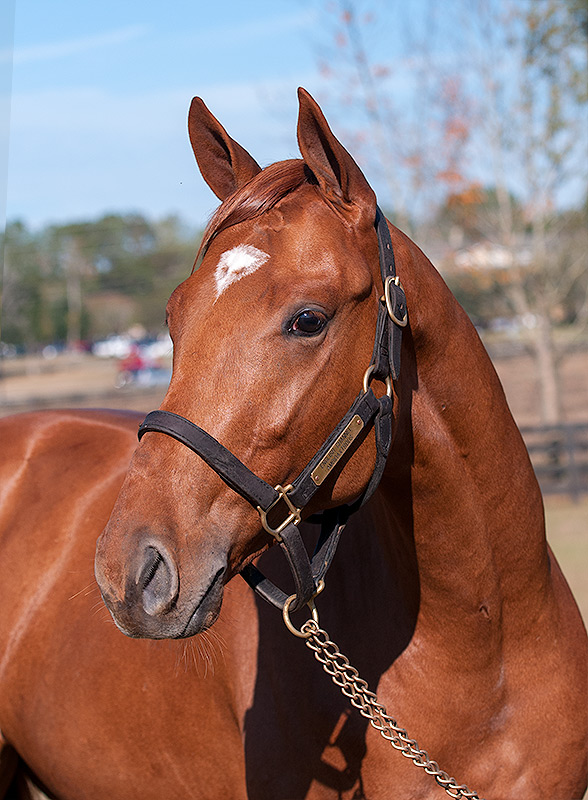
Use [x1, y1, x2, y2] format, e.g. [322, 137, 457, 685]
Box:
[195, 159, 316, 264]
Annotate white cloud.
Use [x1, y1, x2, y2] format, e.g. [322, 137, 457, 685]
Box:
[0, 24, 148, 65]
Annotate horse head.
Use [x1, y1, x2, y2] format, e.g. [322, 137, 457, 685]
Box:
[95, 89, 402, 639]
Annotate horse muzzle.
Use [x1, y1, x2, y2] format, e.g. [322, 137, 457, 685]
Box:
[94, 530, 226, 639]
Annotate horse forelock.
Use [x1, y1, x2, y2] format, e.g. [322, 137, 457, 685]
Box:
[195, 159, 316, 265]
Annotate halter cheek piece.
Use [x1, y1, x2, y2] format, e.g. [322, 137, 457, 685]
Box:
[137, 207, 407, 613]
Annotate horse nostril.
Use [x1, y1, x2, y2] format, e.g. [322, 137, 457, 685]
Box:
[139, 545, 179, 617]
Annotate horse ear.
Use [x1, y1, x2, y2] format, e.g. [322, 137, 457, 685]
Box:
[297, 88, 375, 220]
[188, 97, 262, 201]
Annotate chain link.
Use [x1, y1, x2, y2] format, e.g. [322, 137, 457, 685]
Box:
[300, 619, 484, 800]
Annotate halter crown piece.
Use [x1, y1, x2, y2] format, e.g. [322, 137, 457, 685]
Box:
[137, 207, 407, 613]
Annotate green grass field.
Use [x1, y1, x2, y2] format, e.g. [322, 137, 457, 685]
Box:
[545, 496, 588, 627]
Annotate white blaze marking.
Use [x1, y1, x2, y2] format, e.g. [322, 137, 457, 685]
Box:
[214, 244, 269, 299]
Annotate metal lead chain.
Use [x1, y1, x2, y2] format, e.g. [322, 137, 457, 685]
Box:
[299, 618, 483, 800]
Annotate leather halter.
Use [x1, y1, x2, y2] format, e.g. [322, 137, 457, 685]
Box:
[137, 207, 407, 613]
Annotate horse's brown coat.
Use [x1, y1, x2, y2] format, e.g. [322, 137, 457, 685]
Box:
[0, 90, 586, 799]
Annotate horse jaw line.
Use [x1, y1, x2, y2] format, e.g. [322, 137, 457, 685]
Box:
[214, 244, 269, 300]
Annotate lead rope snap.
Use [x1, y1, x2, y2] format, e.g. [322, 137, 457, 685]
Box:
[283, 585, 483, 800]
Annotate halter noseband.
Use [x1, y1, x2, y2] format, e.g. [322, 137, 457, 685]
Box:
[137, 207, 407, 613]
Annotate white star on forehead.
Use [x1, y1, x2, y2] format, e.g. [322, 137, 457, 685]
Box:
[214, 244, 270, 300]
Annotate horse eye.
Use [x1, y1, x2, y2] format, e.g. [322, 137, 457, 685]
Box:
[289, 309, 328, 336]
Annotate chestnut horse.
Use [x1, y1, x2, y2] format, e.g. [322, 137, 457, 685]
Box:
[0, 90, 586, 800]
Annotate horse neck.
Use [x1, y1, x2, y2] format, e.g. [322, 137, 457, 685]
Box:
[373, 229, 551, 642]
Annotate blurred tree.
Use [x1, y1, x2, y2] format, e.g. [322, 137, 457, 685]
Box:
[313, 0, 587, 423]
[452, 0, 587, 423]
[59, 235, 94, 347]
[314, 0, 474, 235]
[437, 186, 526, 247]
[442, 193, 588, 330]
[46, 213, 201, 341]
[1, 213, 202, 349]
[1, 220, 44, 346]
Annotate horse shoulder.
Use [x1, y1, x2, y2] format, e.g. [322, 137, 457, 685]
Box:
[0, 409, 140, 665]
[0, 409, 141, 483]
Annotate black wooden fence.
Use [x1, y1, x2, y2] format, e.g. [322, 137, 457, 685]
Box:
[520, 422, 588, 501]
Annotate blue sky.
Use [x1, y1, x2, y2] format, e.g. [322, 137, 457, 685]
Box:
[2, 0, 330, 231]
[2, 1, 585, 235]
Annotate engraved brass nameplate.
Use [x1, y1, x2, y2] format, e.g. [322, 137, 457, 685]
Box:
[311, 415, 364, 486]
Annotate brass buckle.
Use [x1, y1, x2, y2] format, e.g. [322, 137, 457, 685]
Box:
[382, 275, 408, 327]
[257, 484, 301, 542]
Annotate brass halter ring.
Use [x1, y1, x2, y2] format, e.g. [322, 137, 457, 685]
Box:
[382, 275, 408, 327]
[282, 580, 325, 638]
[362, 364, 392, 398]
